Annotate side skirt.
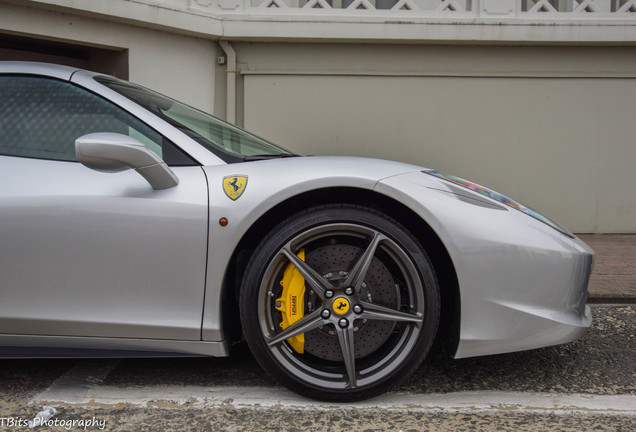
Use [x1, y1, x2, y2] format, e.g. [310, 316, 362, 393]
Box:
[0, 334, 229, 358]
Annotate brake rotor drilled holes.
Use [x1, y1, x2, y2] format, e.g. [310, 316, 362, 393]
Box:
[302, 243, 399, 361]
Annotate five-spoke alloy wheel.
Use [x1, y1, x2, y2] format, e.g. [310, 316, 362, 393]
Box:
[240, 205, 440, 401]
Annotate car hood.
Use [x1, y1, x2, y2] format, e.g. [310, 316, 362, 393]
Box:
[208, 155, 428, 186]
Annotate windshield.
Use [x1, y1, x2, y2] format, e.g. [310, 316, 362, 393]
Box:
[95, 76, 294, 162]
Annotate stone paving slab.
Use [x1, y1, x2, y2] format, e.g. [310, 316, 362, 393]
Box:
[578, 234, 636, 302]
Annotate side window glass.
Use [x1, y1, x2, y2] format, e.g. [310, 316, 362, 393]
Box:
[0, 75, 188, 164]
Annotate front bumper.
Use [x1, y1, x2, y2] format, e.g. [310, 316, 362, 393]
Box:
[376, 171, 594, 359]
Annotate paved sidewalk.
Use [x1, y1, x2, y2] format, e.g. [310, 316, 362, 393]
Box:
[578, 234, 636, 303]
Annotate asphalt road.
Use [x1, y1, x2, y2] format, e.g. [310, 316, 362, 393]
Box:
[1, 305, 634, 431]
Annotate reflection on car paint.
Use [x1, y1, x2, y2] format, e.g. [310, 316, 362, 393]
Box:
[426, 170, 572, 238]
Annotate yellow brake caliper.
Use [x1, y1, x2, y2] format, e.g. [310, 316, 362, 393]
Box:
[276, 249, 306, 354]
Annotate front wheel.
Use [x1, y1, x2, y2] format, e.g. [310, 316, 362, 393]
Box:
[240, 205, 440, 401]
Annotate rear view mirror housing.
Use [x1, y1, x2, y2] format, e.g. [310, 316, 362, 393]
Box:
[75, 133, 179, 190]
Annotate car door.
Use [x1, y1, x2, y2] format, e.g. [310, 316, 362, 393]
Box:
[0, 74, 209, 341]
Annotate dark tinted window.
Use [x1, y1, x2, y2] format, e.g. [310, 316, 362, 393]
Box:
[0, 75, 194, 165]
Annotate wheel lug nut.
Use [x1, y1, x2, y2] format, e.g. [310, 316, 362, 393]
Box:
[344, 287, 354, 296]
[338, 318, 349, 328]
[321, 309, 331, 319]
[325, 290, 334, 299]
[353, 304, 363, 314]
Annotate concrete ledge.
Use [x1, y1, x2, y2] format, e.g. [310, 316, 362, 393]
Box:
[20, 0, 636, 43]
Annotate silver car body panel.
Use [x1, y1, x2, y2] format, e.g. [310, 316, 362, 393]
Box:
[199, 160, 592, 359]
[200, 157, 425, 340]
[0, 334, 227, 357]
[375, 172, 593, 358]
[0, 157, 208, 341]
[0, 61, 76, 81]
[0, 61, 593, 360]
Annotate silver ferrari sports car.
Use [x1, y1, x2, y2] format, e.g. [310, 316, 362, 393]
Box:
[0, 62, 593, 401]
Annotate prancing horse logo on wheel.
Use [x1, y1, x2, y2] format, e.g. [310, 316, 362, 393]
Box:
[332, 297, 350, 315]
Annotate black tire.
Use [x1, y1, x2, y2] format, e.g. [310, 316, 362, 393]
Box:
[240, 204, 440, 401]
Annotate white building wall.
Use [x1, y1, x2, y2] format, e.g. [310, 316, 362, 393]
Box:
[239, 43, 636, 233]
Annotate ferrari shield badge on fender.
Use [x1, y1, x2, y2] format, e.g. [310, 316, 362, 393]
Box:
[223, 175, 248, 201]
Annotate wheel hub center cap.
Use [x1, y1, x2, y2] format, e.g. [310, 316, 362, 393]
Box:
[332, 297, 350, 315]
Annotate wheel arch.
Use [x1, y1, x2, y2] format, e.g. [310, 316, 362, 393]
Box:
[221, 187, 460, 356]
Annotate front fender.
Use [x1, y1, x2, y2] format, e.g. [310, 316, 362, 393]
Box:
[200, 157, 421, 341]
[375, 171, 593, 358]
